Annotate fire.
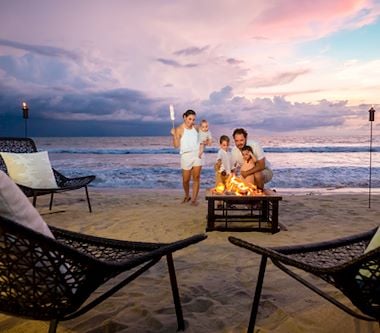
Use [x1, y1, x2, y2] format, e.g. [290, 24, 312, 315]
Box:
[213, 175, 262, 196]
[215, 182, 225, 194]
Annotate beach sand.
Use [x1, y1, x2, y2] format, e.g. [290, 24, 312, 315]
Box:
[0, 188, 379, 333]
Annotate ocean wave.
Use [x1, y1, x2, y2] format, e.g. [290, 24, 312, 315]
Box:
[60, 166, 380, 189]
[45, 146, 380, 155]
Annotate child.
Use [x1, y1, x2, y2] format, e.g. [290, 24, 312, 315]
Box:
[198, 119, 212, 158]
[215, 135, 232, 186]
[240, 145, 256, 185]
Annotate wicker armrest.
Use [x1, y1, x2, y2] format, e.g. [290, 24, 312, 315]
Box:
[229, 228, 377, 271]
[229, 228, 380, 330]
[50, 225, 206, 268]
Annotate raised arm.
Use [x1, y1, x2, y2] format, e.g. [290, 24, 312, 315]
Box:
[170, 126, 183, 149]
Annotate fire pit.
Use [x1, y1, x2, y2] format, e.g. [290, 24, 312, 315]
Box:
[206, 176, 282, 233]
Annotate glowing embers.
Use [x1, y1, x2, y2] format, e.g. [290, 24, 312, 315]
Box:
[213, 175, 263, 196]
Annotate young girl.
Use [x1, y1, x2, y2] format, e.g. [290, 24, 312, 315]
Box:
[240, 145, 256, 185]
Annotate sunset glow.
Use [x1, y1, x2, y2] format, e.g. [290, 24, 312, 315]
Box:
[0, 0, 379, 136]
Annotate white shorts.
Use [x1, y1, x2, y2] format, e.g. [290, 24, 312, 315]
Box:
[181, 151, 204, 170]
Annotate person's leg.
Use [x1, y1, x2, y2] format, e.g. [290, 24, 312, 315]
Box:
[182, 169, 191, 202]
[254, 169, 273, 189]
[254, 172, 265, 190]
[198, 143, 204, 158]
[190, 166, 202, 205]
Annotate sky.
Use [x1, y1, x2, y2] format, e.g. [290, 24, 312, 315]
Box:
[0, 0, 380, 137]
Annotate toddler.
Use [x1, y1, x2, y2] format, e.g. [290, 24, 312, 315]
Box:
[198, 119, 212, 158]
[215, 135, 232, 185]
[240, 145, 256, 185]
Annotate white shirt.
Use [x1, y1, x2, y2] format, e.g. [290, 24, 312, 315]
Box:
[231, 139, 271, 170]
[180, 127, 199, 154]
[198, 130, 212, 143]
[216, 149, 232, 174]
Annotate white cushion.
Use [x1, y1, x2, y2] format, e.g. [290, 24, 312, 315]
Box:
[357, 227, 380, 279]
[0, 170, 54, 238]
[0, 151, 58, 189]
[0, 171, 78, 293]
[364, 226, 380, 253]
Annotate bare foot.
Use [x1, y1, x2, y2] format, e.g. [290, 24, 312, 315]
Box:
[190, 200, 199, 206]
[181, 197, 191, 203]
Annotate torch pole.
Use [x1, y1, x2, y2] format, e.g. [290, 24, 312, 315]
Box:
[368, 106, 375, 209]
[22, 101, 29, 138]
[24, 117, 29, 138]
[369, 120, 373, 208]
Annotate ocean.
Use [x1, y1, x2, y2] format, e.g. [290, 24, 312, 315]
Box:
[33, 135, 380, 191]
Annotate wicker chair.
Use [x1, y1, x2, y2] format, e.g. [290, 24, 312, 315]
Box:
[0, 216, 207, 332]
[0, 137, 95, 212]
[229, 228, 380, 333]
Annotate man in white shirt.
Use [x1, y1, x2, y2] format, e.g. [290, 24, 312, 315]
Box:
[230, 128, 273, 189]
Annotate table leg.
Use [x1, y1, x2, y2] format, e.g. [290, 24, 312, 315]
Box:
[271, 201, 279, 234]
[262, 200, 269, 221]
[207, 199, 215, 231]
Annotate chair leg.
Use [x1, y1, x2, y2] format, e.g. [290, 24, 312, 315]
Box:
[247, 255, 268, 333]
[166, 253, 185, 331]
[85, 186, 92, 213]
[48, 319, 58, 333]
[49, 193, 54, 210]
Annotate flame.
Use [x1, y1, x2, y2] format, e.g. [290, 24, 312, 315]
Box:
[215, 182, 225, 194]
[169, 104, 175, 121]
[213, 175, 262, 196]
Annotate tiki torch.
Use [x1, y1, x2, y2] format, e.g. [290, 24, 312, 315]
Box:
[22, 101, 29, 137]
[368, 106, 375, 208]
[169, 104, 175, 129]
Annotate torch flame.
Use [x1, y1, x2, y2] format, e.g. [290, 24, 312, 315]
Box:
[169, 104, 175, 121]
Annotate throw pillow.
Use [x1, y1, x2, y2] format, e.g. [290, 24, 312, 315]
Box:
[0, 170, 54, 238]
[364, 226, 380, 254]
[0, 171, 77, 294]
[357, 226, 380, 280]
[0, 151, 58, 189]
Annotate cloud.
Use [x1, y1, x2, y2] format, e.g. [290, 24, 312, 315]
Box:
[0, 53, 89, 89]
[0, 38, 81, 62]
[197, 86, 360, 133]
[0, 81, 372, 137]
[0, 41, 119, 94]
[204, 86, 233, 105]
[226, 58, 244, 65]
[246, 68, 311, 88]
[156, 58, 198, 68]
[173, 45, 209, 56]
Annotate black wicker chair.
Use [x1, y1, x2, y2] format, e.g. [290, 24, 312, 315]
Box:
[0, 216, 207, 332]
[229, 228, 380, 333]
[0, 137, 95, 212]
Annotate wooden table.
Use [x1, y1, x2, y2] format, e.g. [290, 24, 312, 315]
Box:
[205, 189, 282, 233]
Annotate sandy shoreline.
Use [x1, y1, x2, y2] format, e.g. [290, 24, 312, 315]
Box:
[1, 188, 379, 332]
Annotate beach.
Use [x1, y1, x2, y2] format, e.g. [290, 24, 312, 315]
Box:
[0, 188, 379, 333]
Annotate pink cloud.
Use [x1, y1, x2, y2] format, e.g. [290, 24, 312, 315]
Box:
[246, 68, 311, 88]
[249, 0, 377, 40]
